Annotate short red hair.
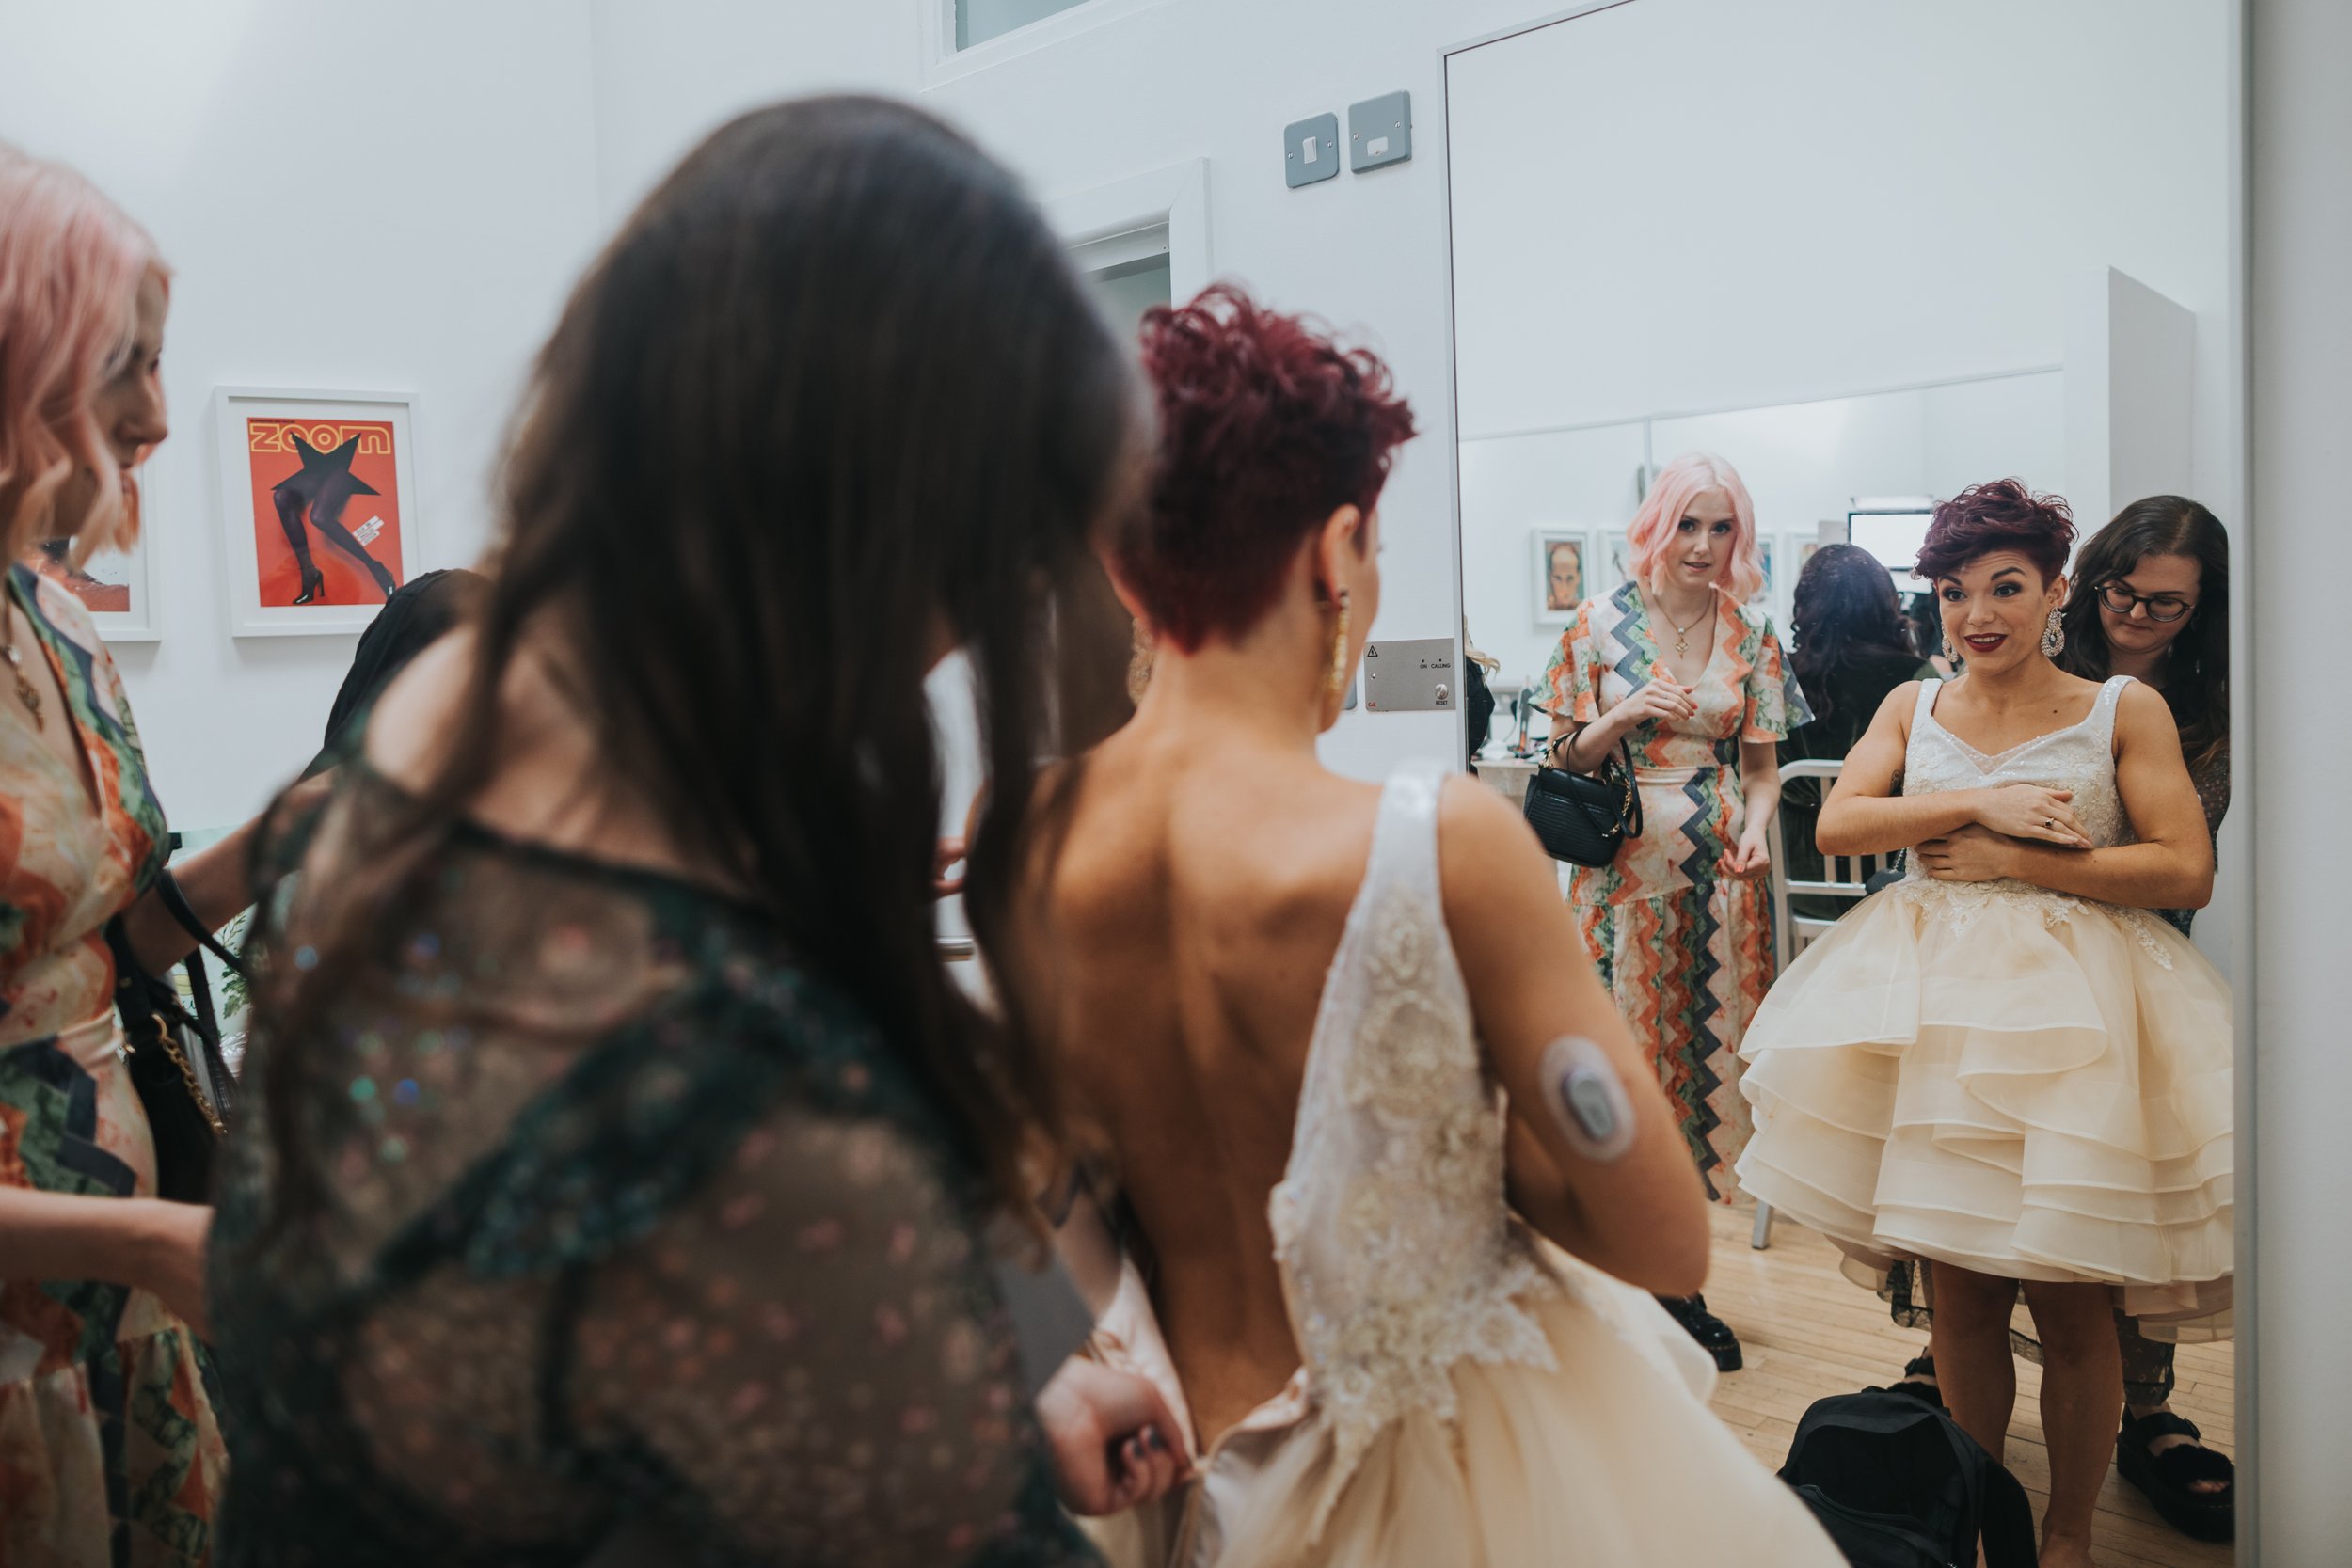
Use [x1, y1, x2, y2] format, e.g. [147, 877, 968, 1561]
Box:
[1125, 284, 1415, 651]
[1916, 478, 2075, 584]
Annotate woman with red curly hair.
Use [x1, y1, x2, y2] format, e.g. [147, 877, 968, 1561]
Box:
[1026, 287, 1838, 1568]
[1535, 450, 1807, 1370]
[1735, 480, 2233, 1568]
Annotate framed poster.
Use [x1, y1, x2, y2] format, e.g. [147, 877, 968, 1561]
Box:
[1530, 527, 1592, 625]
[28, 530, 157, 642]
[1594, 529, 1635, 596]
[215, 388, 417, 636]
[1751, 533, 1777, 606]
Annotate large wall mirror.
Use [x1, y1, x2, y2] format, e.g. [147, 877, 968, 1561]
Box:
[1444, 4, 2247, 1562]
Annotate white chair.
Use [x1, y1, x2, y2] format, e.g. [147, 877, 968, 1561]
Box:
[1750, 758, 1889, 1249]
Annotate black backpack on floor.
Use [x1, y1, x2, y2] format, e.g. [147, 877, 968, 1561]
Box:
[1778, 1389, 2039, 1567]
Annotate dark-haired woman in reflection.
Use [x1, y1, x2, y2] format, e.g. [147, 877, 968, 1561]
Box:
[207, 98, 1184, 1565]
[2062, 498, 2235, 1539]
[1778, 544, 1934, 918]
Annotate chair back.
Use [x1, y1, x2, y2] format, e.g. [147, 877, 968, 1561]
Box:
[1769, 758, 1890, 970]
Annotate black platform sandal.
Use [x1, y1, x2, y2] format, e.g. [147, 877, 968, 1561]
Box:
[2116, 1409, 2234, 1543]
[1655, 1293, 1741, 1371]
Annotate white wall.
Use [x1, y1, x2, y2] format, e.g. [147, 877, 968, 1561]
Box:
[2249, 0, 2352, 1557]
[1447, 0, 2239, 515]
[0, 0, 602, 829]
[1460, 373, 2064, 693]
[589, 0, 1589, 782]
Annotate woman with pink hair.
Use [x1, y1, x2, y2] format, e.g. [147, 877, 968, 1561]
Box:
[0, 146, 252, 1562]
[1536, 451, 1806, 1370]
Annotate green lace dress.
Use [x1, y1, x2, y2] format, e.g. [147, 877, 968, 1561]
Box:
[206, 762, 1099, 1566]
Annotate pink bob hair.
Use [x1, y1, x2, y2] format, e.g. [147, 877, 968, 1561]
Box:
[1625, 451, 1765, 602]
[0, 145, 166, 563]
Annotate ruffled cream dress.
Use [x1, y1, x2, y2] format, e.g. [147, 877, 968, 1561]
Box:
[1736, 677, 2233, 1338]
[1085, 762, 1840, 1568]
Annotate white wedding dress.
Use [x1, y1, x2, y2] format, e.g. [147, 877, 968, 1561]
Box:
[1735, 677, 2233, 1335]
[1084, 761, 1838, 1568]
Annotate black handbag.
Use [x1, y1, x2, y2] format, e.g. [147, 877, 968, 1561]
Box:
[104, 873, 246, 1204]
[1522, 737, 1644, 867]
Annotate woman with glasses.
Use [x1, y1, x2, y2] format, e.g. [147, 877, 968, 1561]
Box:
[2060, 497, 2234, 1543]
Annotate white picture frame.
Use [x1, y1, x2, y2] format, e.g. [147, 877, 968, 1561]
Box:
[29, 526, 158, 642]
[1529, 526, 1593, 625]
[1595, 529, 1634, 595]
[214, 388, 419, 637]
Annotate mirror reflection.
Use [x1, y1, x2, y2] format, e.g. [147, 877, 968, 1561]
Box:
[1454, 5, 2238, 1565]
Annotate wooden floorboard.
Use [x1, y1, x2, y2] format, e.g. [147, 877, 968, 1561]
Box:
[1701, 1202, 2234, 1568]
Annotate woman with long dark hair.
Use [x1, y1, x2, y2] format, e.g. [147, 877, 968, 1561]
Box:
[1779, 544, 1934, 914]
[2060, 496, 2233, 1540]
[207, 97, 1182, 1564]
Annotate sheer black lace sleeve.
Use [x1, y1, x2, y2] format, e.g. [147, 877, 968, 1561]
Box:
[208, 768, 1096, 1566]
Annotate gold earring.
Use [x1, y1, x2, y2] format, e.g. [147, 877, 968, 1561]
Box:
[1126, 617, 1154, 704]
[1327, 591, 1353, 701]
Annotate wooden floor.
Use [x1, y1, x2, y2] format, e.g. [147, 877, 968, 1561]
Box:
[1703, 1202, 2235, 1568]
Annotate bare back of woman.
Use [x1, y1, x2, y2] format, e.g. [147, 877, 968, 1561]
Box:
[1040, 727, 1377, 1444]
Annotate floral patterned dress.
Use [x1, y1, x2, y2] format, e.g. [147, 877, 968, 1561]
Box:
[206, 752, 1101, 1567]
[0, 565, 227, 1565]
[1539, 582, 1807, 1201]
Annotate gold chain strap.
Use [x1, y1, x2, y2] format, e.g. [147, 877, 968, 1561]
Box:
[133, 1013, 229, 1137]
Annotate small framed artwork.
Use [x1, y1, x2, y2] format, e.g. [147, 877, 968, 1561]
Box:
[215, 388, 418, 637]
[1597, 530, 1633, 594]
[1530, 527, 1592, 625]
[28, 529, 158, 642]
[1751, 533, 1778, 605]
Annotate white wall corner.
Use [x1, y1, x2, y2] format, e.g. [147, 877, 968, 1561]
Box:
[2064, 266, 2196, 535]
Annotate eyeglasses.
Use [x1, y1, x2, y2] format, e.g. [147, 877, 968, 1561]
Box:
[2095, 583, 2194, 624]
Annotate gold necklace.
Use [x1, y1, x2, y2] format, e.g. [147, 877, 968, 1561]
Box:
[1656, 592, 1713, 657]
[1, 599, 41, 729]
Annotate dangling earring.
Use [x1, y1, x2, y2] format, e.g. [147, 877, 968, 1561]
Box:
[1326, 590, 1353, 702]
[1126, 617, 1154, 704]
[1941, 635, 1957, 663]
[2041, 608, 2066, 658]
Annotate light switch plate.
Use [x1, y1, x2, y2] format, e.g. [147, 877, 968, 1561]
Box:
[1361, 637, 1456, 712]
[1283, 113, 1341, 188]
[1348, 91, 1413, 173]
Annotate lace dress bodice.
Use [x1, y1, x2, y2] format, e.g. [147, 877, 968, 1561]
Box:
[1266, 762, 1558, 1533]
[1894, 675, 2169, 958]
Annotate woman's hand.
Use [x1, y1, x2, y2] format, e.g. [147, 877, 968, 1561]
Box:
[1620, 677, 1697, 730]
[123, 1198, 213, 1338]
[1723, 821, 1772, 878]
[931, 837, 967, 899]
[1970, 784, 2092, 848]
[1917, 824, 2030, 884]
[1035, 1356, 1192, 1516]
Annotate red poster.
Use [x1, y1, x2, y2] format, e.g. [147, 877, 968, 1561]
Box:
[244, 417, 406, 608]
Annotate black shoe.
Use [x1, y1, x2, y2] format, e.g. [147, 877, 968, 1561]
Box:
[292, 565, 327, 605]
[1656, 1293, 1742, 1371]
[2117, 1410, 2234, 1543]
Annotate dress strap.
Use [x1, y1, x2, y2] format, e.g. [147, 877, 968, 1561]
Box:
[1911, 678, 1942, 730]
[2094, 673, 2137, 749]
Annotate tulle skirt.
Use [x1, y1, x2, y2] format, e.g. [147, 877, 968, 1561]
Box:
[1735, 879, 2233, 1338]
[1084, 1243, 1839, 1568]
